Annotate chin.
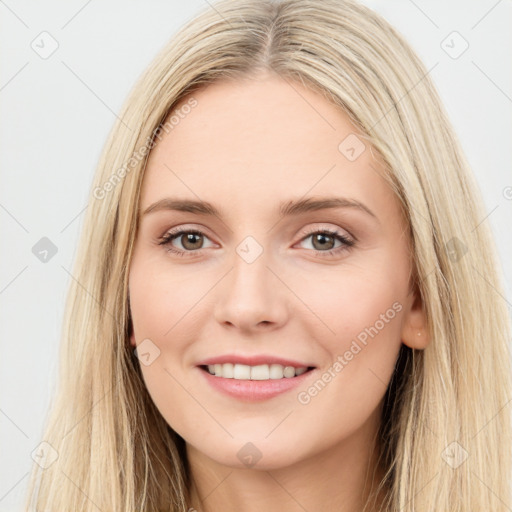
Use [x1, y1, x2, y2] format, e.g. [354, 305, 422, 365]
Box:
[191, 436, 310, 471]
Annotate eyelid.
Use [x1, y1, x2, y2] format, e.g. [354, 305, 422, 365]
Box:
[159, 223, 215, 240]
[159, 223, 352, 243]
[299, 223, 356, 243]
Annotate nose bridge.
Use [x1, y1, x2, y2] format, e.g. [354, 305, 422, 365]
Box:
[213, 234, 288, 329]
[233, 236, 270, 292]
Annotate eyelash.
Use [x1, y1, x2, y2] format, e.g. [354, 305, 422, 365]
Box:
[157, 226, 355, 259]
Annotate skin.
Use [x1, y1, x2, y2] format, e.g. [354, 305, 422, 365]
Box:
[128, 70, 429, 512]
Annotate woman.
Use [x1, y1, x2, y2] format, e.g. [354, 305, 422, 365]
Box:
[25, 0, 512, 511]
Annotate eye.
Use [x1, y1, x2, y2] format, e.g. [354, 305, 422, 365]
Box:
[158, 228, 214, 257]
[296, 227, 355, 258]
[157, 226, 355, 259]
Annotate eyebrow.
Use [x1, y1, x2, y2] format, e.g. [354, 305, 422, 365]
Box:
[141, 196, 378, 222]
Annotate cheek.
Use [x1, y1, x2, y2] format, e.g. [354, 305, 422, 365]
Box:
[293, 262, 405, 399]
[129, 256, 204, 340]
[128, 256, 216, 411]
[128, 263, 196, 434]
[295, 258, 405, 337]
[331, 291, 404, 387]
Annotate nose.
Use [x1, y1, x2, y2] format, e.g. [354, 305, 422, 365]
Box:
[213, 247, 290, 333]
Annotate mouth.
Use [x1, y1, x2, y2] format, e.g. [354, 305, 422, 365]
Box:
[199, 363, 316, 380]
[197, 363, 317, 401]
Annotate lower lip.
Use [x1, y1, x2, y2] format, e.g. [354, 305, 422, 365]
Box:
[197, 366, 316, 402]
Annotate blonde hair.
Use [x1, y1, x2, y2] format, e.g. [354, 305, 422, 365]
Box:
[24, 0, 512, 510]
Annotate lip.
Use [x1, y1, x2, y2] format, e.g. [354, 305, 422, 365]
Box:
[196, 365, 317, 402]
[196, 354, 315, 368]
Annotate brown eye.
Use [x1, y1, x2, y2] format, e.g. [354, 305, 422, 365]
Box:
[297, 227, 355, 258]
[179, 232, 204, 250]
[310, 232, 336, 251]
[158, 228, 213, 257]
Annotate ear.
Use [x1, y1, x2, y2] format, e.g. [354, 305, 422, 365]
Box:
[401, 286, 430, 350]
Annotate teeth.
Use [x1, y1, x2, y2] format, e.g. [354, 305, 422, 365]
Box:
[206, 363, 309, 379]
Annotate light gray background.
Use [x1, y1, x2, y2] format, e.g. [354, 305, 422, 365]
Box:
[1, 1, 511, 510]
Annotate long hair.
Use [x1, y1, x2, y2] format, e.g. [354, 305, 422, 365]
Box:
[24, 0, 512, 510]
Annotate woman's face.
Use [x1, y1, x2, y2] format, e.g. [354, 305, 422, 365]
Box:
[128, 72, 428, 470]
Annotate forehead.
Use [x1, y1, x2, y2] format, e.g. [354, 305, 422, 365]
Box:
[140, 75, 398, 224]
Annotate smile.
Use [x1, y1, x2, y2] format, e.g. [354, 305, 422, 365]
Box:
[203, 363, 312, 379]
[197, 364, 316, 401]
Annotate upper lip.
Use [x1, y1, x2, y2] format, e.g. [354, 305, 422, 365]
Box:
[196, 354, 316, 368]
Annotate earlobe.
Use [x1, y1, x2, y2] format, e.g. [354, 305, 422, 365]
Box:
[401, 289, 430, 350]
[403, 328, 430, 350]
